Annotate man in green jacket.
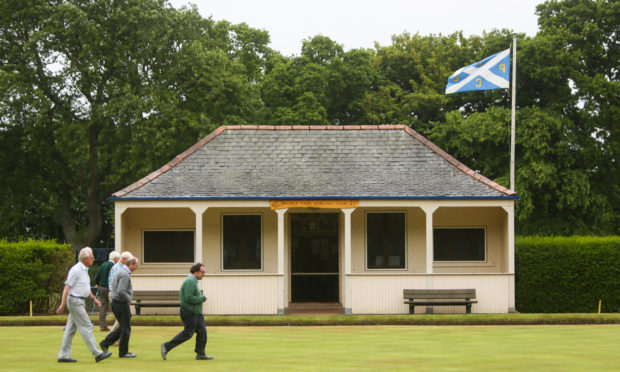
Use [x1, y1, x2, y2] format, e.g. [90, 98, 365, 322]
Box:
[94, 251, 120, 331]
[160, 263, 213, 361]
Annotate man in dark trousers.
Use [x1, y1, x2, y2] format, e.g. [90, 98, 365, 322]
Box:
[161, 262, 213, 361]
[99, 257, 139, 358]
[94, 251, 120, 331]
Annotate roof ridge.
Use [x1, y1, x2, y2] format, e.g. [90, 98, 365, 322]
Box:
[222, 124, 408, 131]
[113, 124, 516, 198]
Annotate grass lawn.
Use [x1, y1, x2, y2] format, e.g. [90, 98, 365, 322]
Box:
[0, 325, 618, 371]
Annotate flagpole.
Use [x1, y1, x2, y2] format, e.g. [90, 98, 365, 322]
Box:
[510, 34, 517, 191]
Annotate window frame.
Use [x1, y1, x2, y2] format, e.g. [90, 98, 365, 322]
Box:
[364, 211, 408, 271]
[221, 213, 264, 272]
[433, 227, 487, 263]
[141, 229, 195, 264]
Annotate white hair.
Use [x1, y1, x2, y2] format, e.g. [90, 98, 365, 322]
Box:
[109, 251, 121, 261]
[120, 251, 133, 260]
[78, 247, 93, 262]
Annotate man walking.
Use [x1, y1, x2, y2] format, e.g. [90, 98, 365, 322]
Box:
[100, 257, 139, 358]
[94, 251, 120, 331]
[57, 247, 112, 363]
[161, 263, 213, 361]
[106, 250, 132, 339]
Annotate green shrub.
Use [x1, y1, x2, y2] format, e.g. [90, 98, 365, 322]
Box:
[515, 236, 620, 313]
[0, 239, 73, 315]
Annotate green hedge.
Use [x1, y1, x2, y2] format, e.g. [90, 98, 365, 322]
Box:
[0, 239, 73, 315]
[515, 236, 620, 313]
[1, 237, 618, 315]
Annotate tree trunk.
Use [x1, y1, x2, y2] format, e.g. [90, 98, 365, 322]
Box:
[85, 123, 102, 246]
[58, 190, 82, 249]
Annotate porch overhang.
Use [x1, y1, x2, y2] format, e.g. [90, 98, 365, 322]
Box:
[109, 195, 519, 201]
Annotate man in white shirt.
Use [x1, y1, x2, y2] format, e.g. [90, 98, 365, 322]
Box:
[57, 247, 112, 363]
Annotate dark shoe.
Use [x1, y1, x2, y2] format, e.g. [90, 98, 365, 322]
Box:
[57, 358, 77, 362]
[99, 341, 108, 353]
[120, 353, 137, 358]
[161, 343, 167, 361]
[196, 354, 213, 360]
[100, 327, 110, 331]
[95, 352, 112, 362]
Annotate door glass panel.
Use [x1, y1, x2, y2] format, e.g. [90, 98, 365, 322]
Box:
[291, 213, 339, 302]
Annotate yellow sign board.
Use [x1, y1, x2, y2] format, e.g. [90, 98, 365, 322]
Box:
[270, 200, 359, 210]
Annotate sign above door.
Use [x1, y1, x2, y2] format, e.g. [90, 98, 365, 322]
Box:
[270, 200, 359, 210]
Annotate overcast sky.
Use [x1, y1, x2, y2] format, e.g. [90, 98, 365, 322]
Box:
[168, 0, 546, 56]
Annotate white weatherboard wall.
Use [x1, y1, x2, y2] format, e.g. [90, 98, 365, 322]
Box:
[350, 274, 512, 314]
[131, 274, 279, 315]
[116, 198, 515, 315]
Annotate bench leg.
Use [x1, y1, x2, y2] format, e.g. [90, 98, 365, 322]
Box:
[135, 300, 141, 316]
[466, 303, 472, 314]
[409, 303, 415, 315]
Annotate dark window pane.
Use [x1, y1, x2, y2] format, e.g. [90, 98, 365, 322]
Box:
[434, 228, 486, 261]
[366, 213, 406, 269]
[144, 231, 194, 263]
[223, 215, 262, 270]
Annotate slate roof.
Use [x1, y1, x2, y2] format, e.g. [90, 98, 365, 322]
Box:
[112, 125, 516, 199]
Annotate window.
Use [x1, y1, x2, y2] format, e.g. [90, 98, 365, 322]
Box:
[143, 230, 194, 263]
[222, 214, 262, 270]
[434, 228, 486, 262]
[366, 212, 406, 269]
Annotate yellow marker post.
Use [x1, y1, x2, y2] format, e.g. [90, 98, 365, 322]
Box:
[598, 300, 602, 314]
[29, 300, 33, 317]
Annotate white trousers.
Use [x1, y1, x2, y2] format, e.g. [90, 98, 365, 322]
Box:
[58, 296, 103, 359]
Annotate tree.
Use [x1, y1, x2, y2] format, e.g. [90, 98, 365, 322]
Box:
[0, 0, 271, 247]
[260, 35, 380, 125]
[367, 2, 618, 235]
[430, 106, 612, 235]
[533, 0, 619, 233]
[364, 30, 515, 134]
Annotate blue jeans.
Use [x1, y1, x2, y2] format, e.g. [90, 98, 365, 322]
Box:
[164, 307, 207, 355]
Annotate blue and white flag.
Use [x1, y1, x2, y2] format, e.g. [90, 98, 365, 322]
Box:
[445, 49, 511, 94]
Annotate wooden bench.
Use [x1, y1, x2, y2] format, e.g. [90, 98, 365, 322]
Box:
[403, 289, 478, 314]
[131, 290, 180, 315]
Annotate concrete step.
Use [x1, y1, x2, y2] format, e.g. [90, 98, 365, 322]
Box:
[285, 302, 345, 315]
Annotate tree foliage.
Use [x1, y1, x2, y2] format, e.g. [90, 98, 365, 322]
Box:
[0, 0, 271, 246]
[0, 0, 617, 245]
[260, 35, 380, 125]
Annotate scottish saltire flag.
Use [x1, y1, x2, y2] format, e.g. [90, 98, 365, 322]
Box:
[445, 49, 511, 94]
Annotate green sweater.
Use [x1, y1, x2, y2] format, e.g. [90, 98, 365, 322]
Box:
[94, 260, 115, 288]
[180, 275, 206, 314]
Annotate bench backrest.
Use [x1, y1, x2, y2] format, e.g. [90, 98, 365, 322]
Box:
[133, 290, 179, 301]
[403, 289, 476, 299]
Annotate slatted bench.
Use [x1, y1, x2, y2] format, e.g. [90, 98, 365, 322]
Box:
[131, 290, 180, 315]
[403, 289, 478, 314]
